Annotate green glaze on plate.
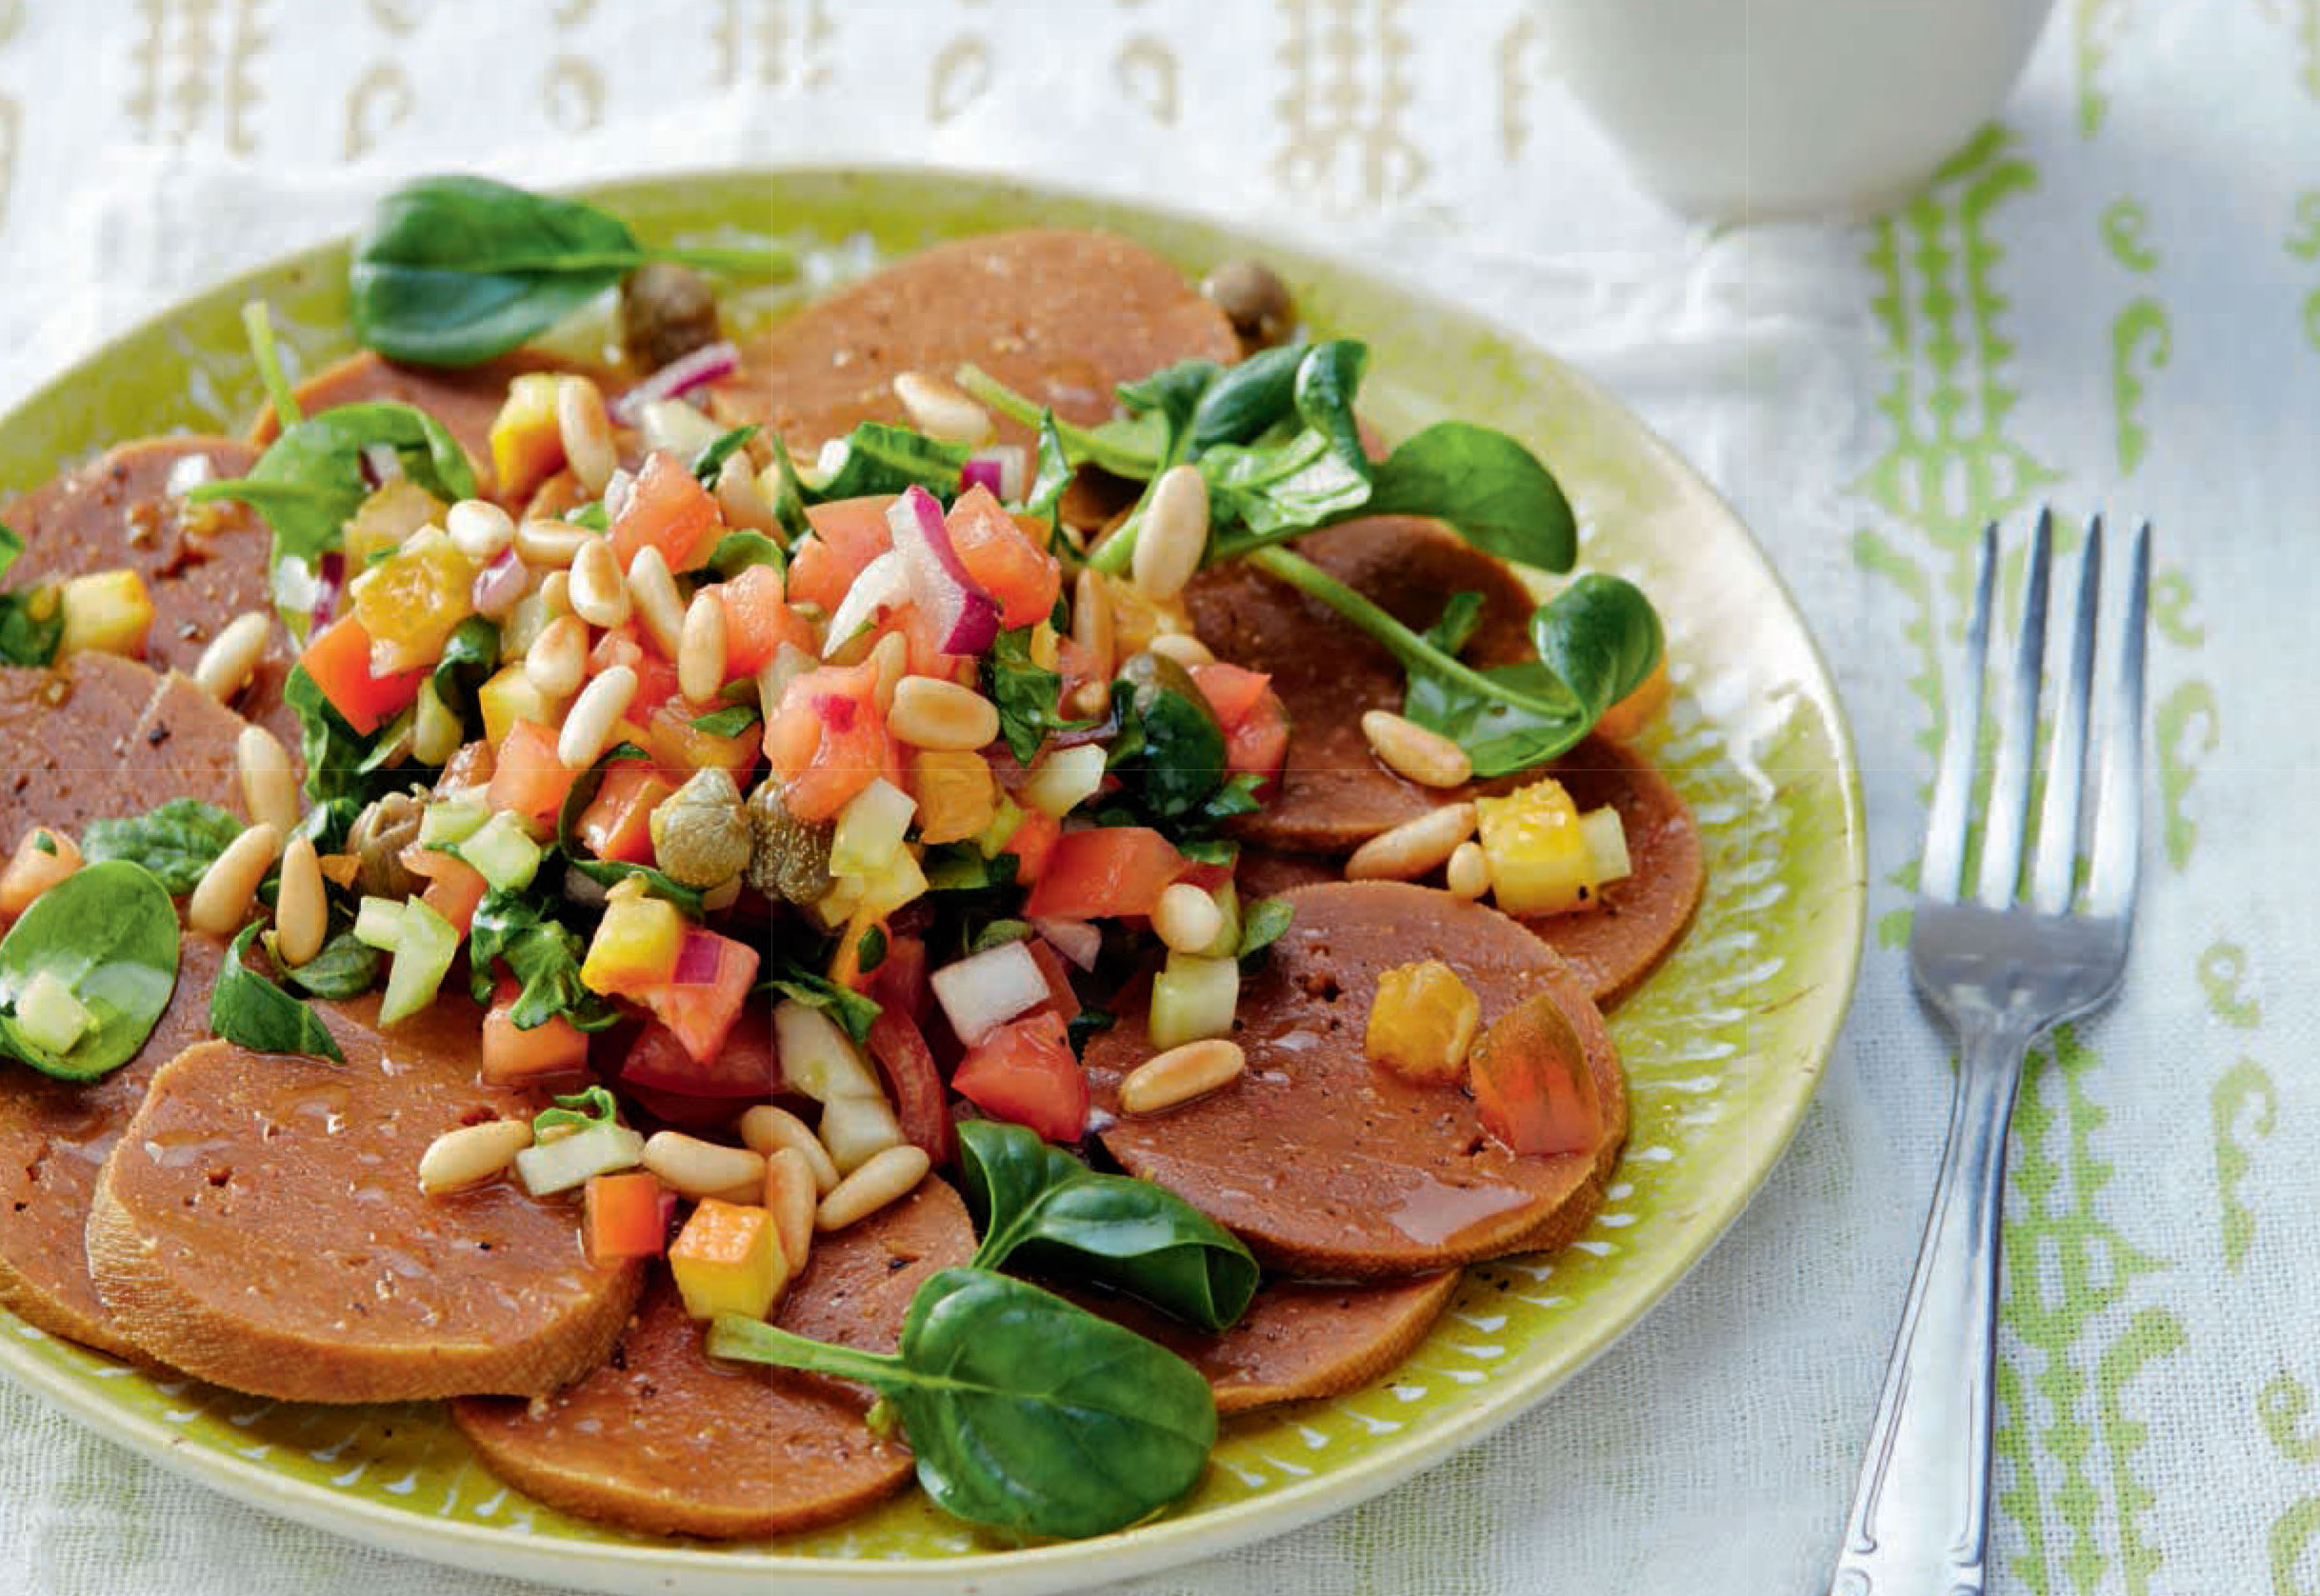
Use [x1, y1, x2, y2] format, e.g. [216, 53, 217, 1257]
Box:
[0, 169, 1866, 1596]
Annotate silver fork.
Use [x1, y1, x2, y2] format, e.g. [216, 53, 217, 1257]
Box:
[1828, 509, 2150, 1596]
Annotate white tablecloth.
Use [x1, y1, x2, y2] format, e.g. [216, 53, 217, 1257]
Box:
[0, 2, 2305, 1591]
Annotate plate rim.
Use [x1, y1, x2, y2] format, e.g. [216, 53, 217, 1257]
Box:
[0, 159, 1868, 1595]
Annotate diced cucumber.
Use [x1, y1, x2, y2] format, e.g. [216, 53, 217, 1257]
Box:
[1023, 744, 1107, 818]
[773, 1000, 884, 1102]
[379, 897, 459, 1025]
[11, 969, 93, 1056]
[461, 811, 543, 893]
[418, 800, 490, 849]
[351, 895, 410, 952]
[1580, 806, 1633, 885]
[818, 1094, 905, 1174]
[975, 795, 1025, 858]
[830, 779, 915, 877]
[1150, 951, 1237, 1049]
[515, 1121, 646, 1197]
[412, 678, 464, 766]
[1198, 881, 1242, 960]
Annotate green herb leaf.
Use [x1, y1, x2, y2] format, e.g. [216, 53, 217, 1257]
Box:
[190, 401, 476, 571]
[1024, 410, 1075, 523]
[980, 626, 1069, 766]
[0, 524, 64, 668]
[855, 924, 888, 974]
[533, 1085, 619, 1138]
[349, 176, 789, 368]
[553, 745, 706, 914]
[1354, 421, 1577, 573]
[1423, 589, 1485, 657]
[281, 928, 382, 1000]
[710, 1267, 1216, 1540]
[1291, 339, 1370, 473]
[688, 702, 761, 738]
[80, 799, 244, 895]
[1104, 669, 1228, 824]
[0, 862, 182, 1081]
[1235, 897, 1294, 961]
[430, 614, 500, 728]
[1187, 342, 1304, 451]
[0, 521, 22, 581]
[690, 424, 760, 487]
[759, 964, 880, 1046]
[958, 1120, 1259, 1331]
[804, 422, 971, 502]
[706, 529, 785, 579]
[467, 889, 621, 1032]
[208, 922, 343, 1065]
[1197, 427, 1371, 537]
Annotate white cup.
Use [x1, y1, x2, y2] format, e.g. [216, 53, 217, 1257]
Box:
[1537, 0, 2059, 220]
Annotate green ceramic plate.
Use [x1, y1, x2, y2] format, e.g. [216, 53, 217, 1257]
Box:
[0, 169, 1865, 1595]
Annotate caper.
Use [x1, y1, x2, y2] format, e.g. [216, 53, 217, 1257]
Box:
[1118, 649, 1218, 733]
[346, 788, 428, 899]
[619, 262, 722, 374]
[744, 780, 835, 906]
[650, 768, 752, 889]
[1200, 258, 1295, 350]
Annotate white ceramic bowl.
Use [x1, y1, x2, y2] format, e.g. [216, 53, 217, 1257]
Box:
[1538, 0, 2058, 220]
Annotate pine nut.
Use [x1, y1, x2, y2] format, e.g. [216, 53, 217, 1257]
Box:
[1147, 631, 1216, 668]
[1446, 840, 1492, 901]
[868, 630, 909, 713]
[627, 546, 685, 658]
[274, 835, 328, 968]
[235, 725, 300, 834]
[447, 499, 514, 560]
[815, 1144, 931, 1232]
[1131, 464, 1210, 601]
[1121, 1038, 1246, 1114]
[739, 1106, 841, 1195]
[525, 614, 589, 699]
[888, 676, 1000, 750]
[514, 518, 593, 569]
[192, 610, 270, 703]
[557, 375, 617, 496]
[1346, 803, 1477, 883]
[891, 370, 993, 446]
[568, 536, 631, 628]
[539, 568, 573, 618]
[642, 1130, 767, 1201]
[1153, 883, 1225, 954]
[188, 822, 282, 935]
[1071, 567, 1113, 681]
[418, 1119, 533, 1195]
[678, 590, 727, 703]
[1361, 709, 1473, 788]
[558, 665, 637, 769]
[717, 452, 778, 534]
[764, 1148, 817, 1279]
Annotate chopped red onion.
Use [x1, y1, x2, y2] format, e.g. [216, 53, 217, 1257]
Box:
[671, 928, 725, 987]
[359, 443, 402, 488]
[965, 445, 1028, 503]
[470, 548, 527, 619]
[887, 486, 999, 656]
[611, 340, 741, 426]
[1030, 917, 1101, 971]
[309, 551, 346, 633]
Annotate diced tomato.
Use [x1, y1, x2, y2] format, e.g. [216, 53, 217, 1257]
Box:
[402, 848, 490, 938]
[1021, 826, 1186, 920]
[480, 975, 590, 1084]
[868, 932, 930, 1026]
[997, 808, 1061, 886]
[621, 1010, 782, 1097]
[951, 1010, 1088, 1145]
[585, 1170, 674, 1265]
[716, 565, 815, 676]
[299, 616, 426, 734]
[619, 1084, 750, 1130]
[632, 928, 760, 1065]
[761, 657, 902, 823]
[489, 721, 581, 827]
[590, 623, 685, 703]
[1469, 994, 1602, 1157]
[577, 762, 672, 865]
[1024, 937, 1081, 1023]
[888, 603, 970, 682]
[610, 450, 722, 573]
[641, 696, 759, 788]
[945, 485, 1061, 629]
[788, 495, 897, 611]
[1192, 663, 1291, 798]
[866, 1009, 957, 1167]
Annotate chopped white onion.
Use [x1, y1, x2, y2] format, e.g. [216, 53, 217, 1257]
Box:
[930, 941, 1051, 1047]
[820, 549, 910, 657]
[773, 999, 886, 1103]
[1030, 917, 1102, 971]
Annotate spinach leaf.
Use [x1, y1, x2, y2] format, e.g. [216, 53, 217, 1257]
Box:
[284, 666, 398, 808]
[0, 862, 182, 1082]
[0, 523, 63, 668]
[80, 799, 244, 895]
[1198, 427, 1371, 537]
[554, 745, 706, 914]
[208, 922, 344, 1063]
[706, 529, 785, 579]
[1423, 589, 1486, 657]
[1235, 897, 1295, 961]
[1023, 410, 1075, 524]
[980, 626, 1068, 765]
[1104, 670, 1228, 824]
[758, 963, 880, 1046]
[467, 889, 620, 1032]
[1290, 339, 1370, 473]
[688, 702, 760, 738]
[804, 423, 971, 502]
[1187, 342, 1304, 450]
[350, 176, 790, 368]
[190, 401, 476, 569]
[281, 928, 381, 1000]
[430, 615, 500, 728]
[710, 1267, 1215, 1540]
[1352, 420, 1577, 573]
[290, 795, 362, 856]
[690, 424, 760, 487]
[958, 1120, 1258, 1331]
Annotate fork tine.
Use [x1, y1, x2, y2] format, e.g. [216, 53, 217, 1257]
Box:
[1974, 508, 2052, 908]
[1921, 524, 1997, 902]
[2031, 516, 2103, 913]
[2084, 522, 2150, 919]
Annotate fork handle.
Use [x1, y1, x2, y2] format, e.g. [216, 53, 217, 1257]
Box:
[1828, 1025, 2028, 1596]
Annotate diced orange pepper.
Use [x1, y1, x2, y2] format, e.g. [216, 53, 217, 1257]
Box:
[910, 747, 999, 845]
[299, 616, 427, 735]
[669, 1199, 784, 1321]
[585, 1170, 671, 1265]
[576, 762, 672, 865]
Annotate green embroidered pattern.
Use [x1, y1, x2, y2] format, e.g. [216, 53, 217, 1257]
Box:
[2156, 681, 2218, 871]
[2211, 1060, 2278, 1273]
[2265, 0, 2320, 100]
[2201, 940, 2263, 1029]
[2072, 0, 2133, 134]
[2291, 191, 2320, 352]
[2109, 301, 2169, 475]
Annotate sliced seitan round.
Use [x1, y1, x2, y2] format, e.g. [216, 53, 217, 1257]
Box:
[0, 653, 249, 848]
[1524, 735, 1705, 1008]
[1064, 1268, 1461, 1415]
[0, 932, 232, 1359]
[1088, 882, 1626, 1278]
[1183, 516, 1536, 853]
[706, 229, 1241, 453]
[87, 991, 645, 1402]
[0, 437, 298, 748]
[451, 1178, 974, 1539]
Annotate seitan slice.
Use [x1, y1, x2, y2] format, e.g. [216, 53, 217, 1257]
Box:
[0, 654, 249, 848]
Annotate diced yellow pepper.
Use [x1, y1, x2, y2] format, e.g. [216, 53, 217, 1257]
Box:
[1027, 622, 1062, 670]
[581, 880, 685, 996]
[56, 569, 154, 660]
[669, 1199, 786, 1322]
[490, 372, 567, 503]
[911, 748, 999, 846]
[1476, 777, 1599, 917]
[1366, 960, 1482, 1086]
[344, 480, 447, 570]
[476, 664, 569, 748]
[350, 531, 473, 666]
